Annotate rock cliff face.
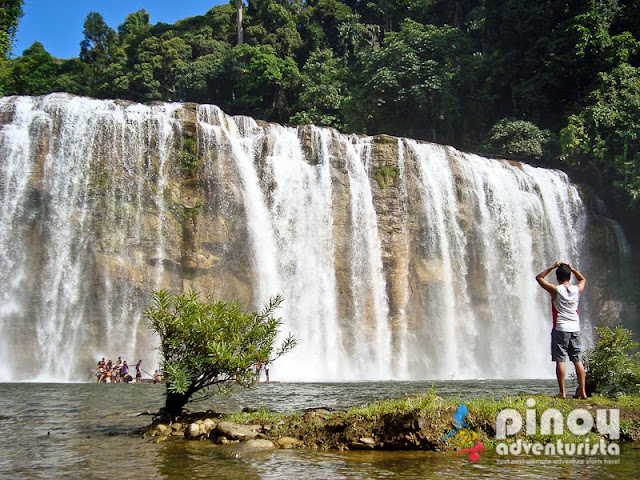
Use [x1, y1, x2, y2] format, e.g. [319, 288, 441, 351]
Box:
[0, 94, 635, 381]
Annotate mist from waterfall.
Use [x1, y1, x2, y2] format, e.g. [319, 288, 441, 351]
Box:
[0, 94, 627, 382]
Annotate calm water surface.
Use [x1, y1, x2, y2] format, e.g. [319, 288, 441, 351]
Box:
[0, 380, 638, 479]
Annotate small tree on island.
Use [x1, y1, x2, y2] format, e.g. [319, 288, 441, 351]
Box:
[145, 290, 297, 416]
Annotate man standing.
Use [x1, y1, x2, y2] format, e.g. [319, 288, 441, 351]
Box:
[136, 360, 142, 383]
[536, 261, 587, 399]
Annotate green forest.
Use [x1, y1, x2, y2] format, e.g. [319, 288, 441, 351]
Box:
[1, 0, 639, 230]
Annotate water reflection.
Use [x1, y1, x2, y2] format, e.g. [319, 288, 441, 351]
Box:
[149, 446, 640, 480]
[0, 381, 638, 479]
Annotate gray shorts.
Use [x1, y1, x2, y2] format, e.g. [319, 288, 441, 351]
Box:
[551, 329, 582, 362]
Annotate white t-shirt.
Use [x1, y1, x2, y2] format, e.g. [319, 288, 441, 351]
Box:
[552, 284, 580, 332]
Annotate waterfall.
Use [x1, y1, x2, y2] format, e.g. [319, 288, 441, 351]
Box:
[0, 94, 181, 380]
[198, 109, 347, 379]
[403, 141, 477, 379]
[0, 94, 632, 382]
[451, 151, 587, 378]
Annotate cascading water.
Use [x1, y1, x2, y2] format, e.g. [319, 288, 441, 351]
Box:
[403, 141, 478, 379]
[0, 93, 632, 382]
[450, 151, 588, 378]
[0, 95, 181, 380]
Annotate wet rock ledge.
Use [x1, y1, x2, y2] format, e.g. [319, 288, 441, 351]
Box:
[143, 402, 450, 453]
[141, 392, 640, 455]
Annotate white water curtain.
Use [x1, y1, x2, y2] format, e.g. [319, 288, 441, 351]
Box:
[0, 94, 614, 382]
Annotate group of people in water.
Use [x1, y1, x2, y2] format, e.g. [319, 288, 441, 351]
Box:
[94, 356, 268, 384]
[95, 357, 142, 383]
[95, 357, 163, 384]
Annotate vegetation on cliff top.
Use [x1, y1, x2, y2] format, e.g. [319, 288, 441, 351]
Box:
[2, 0, 640, 231]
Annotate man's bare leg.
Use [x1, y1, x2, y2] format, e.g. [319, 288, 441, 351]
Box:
[556, 361, 566, 398]
[573, 361, 587, 398]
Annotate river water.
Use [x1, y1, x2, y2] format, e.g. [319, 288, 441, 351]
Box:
[0, 380, 638, 479]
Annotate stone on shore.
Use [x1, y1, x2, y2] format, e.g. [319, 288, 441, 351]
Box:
[155, 424, 169, 435]
[215, 421, 260, 441]
[219, 439, 275, 457]
[186, 418, 218, 439]
[350, 437, 376, 449]
[276, 436, 303, 448]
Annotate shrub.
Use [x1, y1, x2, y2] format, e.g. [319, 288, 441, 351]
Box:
[145, 290, 297, 415]
[374, 165, 398, 189]
[583, 326, 640, 397]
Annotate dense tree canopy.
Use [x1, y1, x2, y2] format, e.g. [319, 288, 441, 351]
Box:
[2, 0, 639, 224]
[561, 62, 640, 207]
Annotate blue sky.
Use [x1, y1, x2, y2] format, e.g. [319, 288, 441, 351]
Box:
[13, 1, 229, 59]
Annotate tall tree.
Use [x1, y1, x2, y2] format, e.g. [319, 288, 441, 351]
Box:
[560, 63, 640, 210]
[117, 9, 151, 47]
[304, 0, 353, 54]
[237, 0, 244, 45]
[347, 19, 481, 143]
[245, 0, 303, 56]
[0, 0, 24, 93]
[0, 0, 24, 57]
[128, 33, 192, 101]
[79, 12, 118, 95]
[3, 41, 58, 95]
[290, 48, 350, 129]
[0, 0, 22, 54]
[216, 43, 300, 122]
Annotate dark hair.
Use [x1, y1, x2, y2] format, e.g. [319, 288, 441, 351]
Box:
[556, 264, 571, 283]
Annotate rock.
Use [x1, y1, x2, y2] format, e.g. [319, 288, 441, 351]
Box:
[155, 424, 169, 435]
[314, 409, 333, 418]
[303, 408, 333, 420]
[219, 439, 275, 458]
[200, 418, 217, 437]
[350, 438, 375, 450]
[276, 436, 303, 449]
[215, 421, 259, 441]
[243, 439, 275, 451]
[187, 423, 204, 439]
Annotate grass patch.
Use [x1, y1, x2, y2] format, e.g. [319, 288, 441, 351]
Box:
[347, 389, 446, 417]
[223, 407, 288, 425]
